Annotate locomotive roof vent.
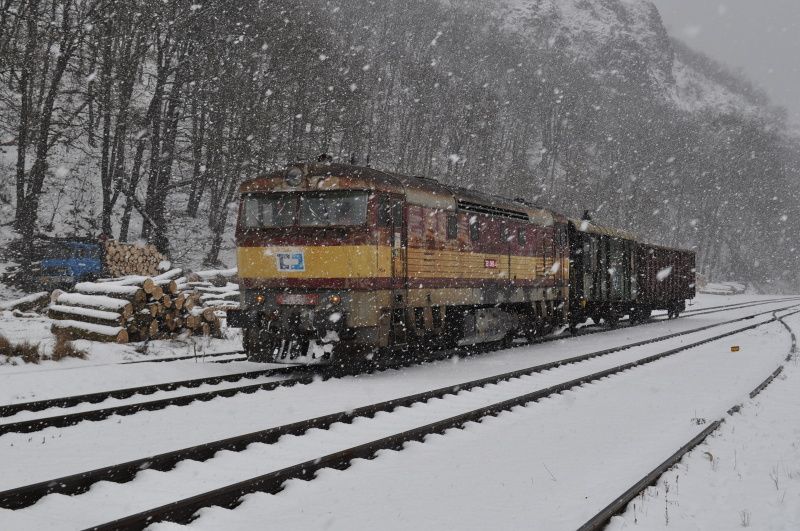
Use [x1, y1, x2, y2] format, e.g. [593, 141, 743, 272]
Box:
[457, 200, 529, 221]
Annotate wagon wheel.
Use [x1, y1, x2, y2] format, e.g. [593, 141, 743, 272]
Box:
[605, 312, 620, 328]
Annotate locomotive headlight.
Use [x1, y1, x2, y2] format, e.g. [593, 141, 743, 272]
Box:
[285, 166, 304, 187]
[329, 294, 342, 304]
[255, 294, 266, 305]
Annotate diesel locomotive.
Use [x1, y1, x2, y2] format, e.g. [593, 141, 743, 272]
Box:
[227, 163, 695, 365]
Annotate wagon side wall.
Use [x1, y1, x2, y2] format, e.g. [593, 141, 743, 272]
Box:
[636, 244, 696, 306]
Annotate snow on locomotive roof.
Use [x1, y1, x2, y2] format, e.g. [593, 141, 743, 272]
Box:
[569, 218, 637, 240]
[241, 163, 556, 226]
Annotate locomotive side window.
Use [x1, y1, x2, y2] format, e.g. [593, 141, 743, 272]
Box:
[378, 197, 393, 227]
[392, 202, 403, 226]
[502, 224, 511, 242]
[446, 213, 458, 240]
[556, 226, 568, 247]
[469, 216, 480, 242]
[242, 194, 295, 228]
[517, 228, 526, 246]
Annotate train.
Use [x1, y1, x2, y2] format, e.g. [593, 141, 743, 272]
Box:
[227, 162, 695, 365]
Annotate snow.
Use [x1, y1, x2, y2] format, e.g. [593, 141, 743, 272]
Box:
[50, 319, 124, 337]
[0, 292, 48, 311]
[0, 297, 796, 529]
[52, 292, 130, 311]
[48, 304, 121, 322]
[73, 282, 142, 296]
[610, 357, 800, 530]
[194, 268, 238, 280]
[0, 309, 244, 370]
[143, 313, 794, 531]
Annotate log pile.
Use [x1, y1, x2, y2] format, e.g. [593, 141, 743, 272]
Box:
[47, 268, 236, 343]
[103, 240, 169, 277]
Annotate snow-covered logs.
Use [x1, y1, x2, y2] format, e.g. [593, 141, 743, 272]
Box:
[0, 292, 50, 313]
[47, 269, 236, 343]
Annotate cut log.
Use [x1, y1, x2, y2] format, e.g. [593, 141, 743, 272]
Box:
[0, 292, 50, 313]
[202, 300, 240, 309]
[148, 284, 164, 299]
[52, 320, 129, 343]
[185, 315, 201, 329]
[191, 307, 216, 322]
[74, 282, 147, 304]
[154, 268, 183, 281]
[155, 279, 178, 295]
[48, 304, 126, 326]
[146, 319, 159, 338]
[194, 283, 239, 294]
[200, 291, 240, 302]
[193, 268, 238, 280]
[53, 293, 134, 320]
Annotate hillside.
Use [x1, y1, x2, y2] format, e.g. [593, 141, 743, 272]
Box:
[0, 0, 798, 286]
[491, 0, 758, 115]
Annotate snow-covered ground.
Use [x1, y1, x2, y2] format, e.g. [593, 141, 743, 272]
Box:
[0, 295, 798, 529]
[611, 354, 800, 531]
[134, 312, 797, 531]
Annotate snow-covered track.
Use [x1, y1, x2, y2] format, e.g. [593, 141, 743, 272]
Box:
[83, 310, 798, 531]
[121, 350, 246, 364]
[577, 314, 796, 531]
[0, 371, 314, 436]
[0, 301, 796, 438]
[0, 366, 299, 418]
[5, 308, 796, 525]
[678, 296, 800, 318]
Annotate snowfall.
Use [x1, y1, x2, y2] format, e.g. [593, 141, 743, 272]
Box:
[0, 294, 799, 530]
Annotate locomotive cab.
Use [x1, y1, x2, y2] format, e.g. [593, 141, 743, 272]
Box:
[229, 164, 405, 365]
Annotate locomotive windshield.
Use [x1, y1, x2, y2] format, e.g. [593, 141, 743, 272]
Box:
[242, 194, 295, 227]
[243, 191, 368, 228]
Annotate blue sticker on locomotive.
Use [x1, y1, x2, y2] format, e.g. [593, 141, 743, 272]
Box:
[277, 251, 305, 272]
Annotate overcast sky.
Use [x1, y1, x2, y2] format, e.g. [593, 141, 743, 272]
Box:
[652, 0, 800, 126]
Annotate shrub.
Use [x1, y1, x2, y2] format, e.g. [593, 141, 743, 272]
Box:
[12, 341, 42, 364]
[0, 334, 11, 356]
[51, 333, 88, 361]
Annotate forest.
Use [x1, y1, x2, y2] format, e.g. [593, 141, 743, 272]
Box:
[1, 0, 799, 286]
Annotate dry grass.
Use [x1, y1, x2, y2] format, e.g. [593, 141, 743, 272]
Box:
[1, 333, 42, 364]
[0, 334, 11, 356]
[0, 332, 86, 363]
[11, 341, 42, 364]
[51, 333, 88, 361]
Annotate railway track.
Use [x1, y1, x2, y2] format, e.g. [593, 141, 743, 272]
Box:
[576, 310, 798, 531]
[121, 349, 247, 364]
[120, 296, 797, 366]
[0, 299, 796, 436]
[1, 307, 796, 529]
[0, 365, 298, 418]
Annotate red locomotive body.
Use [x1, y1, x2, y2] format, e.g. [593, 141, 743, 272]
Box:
[228, 163, 695, 365]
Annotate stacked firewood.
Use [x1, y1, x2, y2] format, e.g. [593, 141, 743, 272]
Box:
[183, 269, 240, 336]
[48, 268, 232, 343]
[103, 240, 169, 277]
